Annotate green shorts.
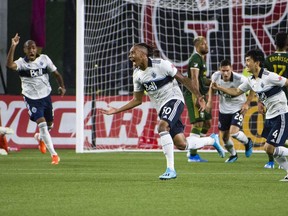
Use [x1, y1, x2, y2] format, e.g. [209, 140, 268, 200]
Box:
[183, 91, 212, 124]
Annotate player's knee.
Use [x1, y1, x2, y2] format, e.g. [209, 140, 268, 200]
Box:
[38, 122, 47, 129]
[47, 122, 54, 131]
[157, 121, 170, 134]
[222, 136, 229, 144]
[230, 132, 239, 139]
[172, 134, 186, 150]
[175, 143, 186, 150]
[264, 143, 274, 155]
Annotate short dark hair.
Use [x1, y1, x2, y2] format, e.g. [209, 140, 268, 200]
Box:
[193, 36, 205, 46]
[153, 49, 161, 58]
[219, 59, 231, 67]
[135, 43, 154, 57]
[245, 49, 265, 64]
[275, 32, 288, 49]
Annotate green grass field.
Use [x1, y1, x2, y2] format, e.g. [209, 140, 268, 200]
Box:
[0, 149, 287, 216]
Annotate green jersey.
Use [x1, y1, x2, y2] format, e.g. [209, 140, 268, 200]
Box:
[184, 52, 209, 95]
[264, 52, 288, 98]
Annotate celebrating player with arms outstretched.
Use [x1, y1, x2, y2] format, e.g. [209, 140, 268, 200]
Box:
[101, 43, 225, 180]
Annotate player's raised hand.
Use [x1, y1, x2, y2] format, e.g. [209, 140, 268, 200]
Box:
[99, 107, 118, 115]
[12, 33, 20, 46]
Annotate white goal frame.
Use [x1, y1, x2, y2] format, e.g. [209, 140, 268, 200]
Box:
[76, 0, 288, 153]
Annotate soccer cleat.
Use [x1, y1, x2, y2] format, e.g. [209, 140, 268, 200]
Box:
[159, 168, 177, 180]
[188, 154, 208, 162]
[34, 133, 46, 154]
[51, 155, 60, 165]
[244, 138, 253, 157]
[279, 174, 288, 182]
[264, 161, 274, 169]
[225, 154, 238, 163]
[0, 148, 8, 155]
[210, 133, 225, 158]
[0, 127, 14, 135]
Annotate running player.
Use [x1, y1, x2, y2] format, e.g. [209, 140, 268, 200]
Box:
[101, 43, 225, 180]
[207, 59, 254, 163]
[262, 32, 288, 169]
[212, 49, 288, 181]
[6, 33, 66, 165]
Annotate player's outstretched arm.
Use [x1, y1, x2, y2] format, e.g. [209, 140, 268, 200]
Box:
[100, 91, 144, 115]
[211, 82, 243, 97]
[174, 71, 205, 111]
[6, 33, 20, 71]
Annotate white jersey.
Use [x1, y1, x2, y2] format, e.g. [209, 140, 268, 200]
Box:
[238, 68, 288, 119]
[133, 58, 184, 114]
[212, 71, 247, 114]
[14, 54, 57, 99]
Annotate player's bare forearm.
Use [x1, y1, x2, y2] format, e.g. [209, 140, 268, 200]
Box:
[6, 33, 20, 70]
[241, 90, 254, 114]
[53, 71, 66, 96]
[285, 79, 288, 87]
[190, 68, 202, 97]
[174, 72, 205, 111]
[211, 82, 243, 96]
[6, 45, 17, 70]
[101, 99, 142, 115]
[100, 91, 144, 115]
[175, 72, 201, 98]
[245, 90, 255, 106]
[205, 84, 214, 113]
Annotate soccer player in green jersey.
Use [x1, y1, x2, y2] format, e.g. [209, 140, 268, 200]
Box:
[262, 32, 288, 169]
[183, 36, 212, 162]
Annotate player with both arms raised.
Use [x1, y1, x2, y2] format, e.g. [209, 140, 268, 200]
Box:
[101, 43, 225, 180]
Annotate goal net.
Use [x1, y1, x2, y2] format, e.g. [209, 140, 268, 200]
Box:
[76, 0, 288, 153]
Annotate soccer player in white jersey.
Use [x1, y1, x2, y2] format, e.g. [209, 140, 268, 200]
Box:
[101, 43, 225, 180]
[6, 33, 66, 165]
[207, 59, 254, 163]
[212, 49, 288, 181]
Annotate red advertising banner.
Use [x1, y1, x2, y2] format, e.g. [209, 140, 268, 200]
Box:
[0, 95, 265, 150]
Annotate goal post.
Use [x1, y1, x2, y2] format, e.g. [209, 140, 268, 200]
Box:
[76, 0, 288, 153]
[76, 0, 85, 153]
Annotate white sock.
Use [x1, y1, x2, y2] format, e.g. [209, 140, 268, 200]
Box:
[38, 122, 57, 156]
[274, 146, 288, 157]
[274, 156, 288, 172]
[224, 139, 236, 156]
[231, 131, 248, 145]
[186, 136, 214, 150]
[159, 131, 174, 171]
[190, 133, 200, 138]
